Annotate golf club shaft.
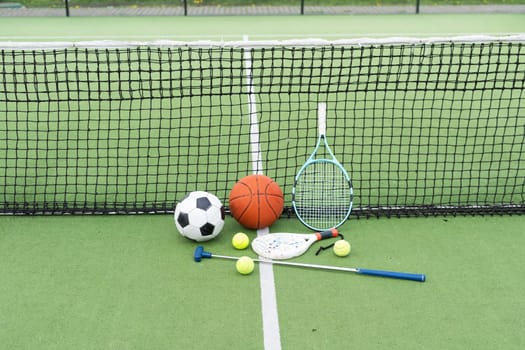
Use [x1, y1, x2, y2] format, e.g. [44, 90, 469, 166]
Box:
[211, 253, 425, 282]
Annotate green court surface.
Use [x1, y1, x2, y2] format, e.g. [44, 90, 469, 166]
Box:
[1, 215, 524, 349]
[0, 14, 524, 40]
[1, 13, 525, 350]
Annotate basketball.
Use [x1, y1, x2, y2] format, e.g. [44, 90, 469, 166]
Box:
[229, 174, 284, 229]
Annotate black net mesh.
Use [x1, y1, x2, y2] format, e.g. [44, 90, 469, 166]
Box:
[1, 38, 524, 216]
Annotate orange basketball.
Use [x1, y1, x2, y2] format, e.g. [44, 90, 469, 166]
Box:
[229, 174, 284, 229]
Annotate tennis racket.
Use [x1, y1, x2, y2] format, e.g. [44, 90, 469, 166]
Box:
[251, 229, 339, 260]
[292, 103, 353, 231]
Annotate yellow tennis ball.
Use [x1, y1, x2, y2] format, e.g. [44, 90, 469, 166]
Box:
[333, 240, 351, 257]
[232, 232, 250, 250]
[236, 256, 255, 275]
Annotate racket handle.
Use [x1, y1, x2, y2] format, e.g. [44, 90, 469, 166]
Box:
[316, 228, 339, 240]
[318, 102, 326, 135]
[356, 268, 426, 282]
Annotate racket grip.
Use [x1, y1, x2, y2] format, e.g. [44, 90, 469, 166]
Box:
[316, 228, 339, 240]
[357, 268, 426, 282]
[318, 102, 327, 135]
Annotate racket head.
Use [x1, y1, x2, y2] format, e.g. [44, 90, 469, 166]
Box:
[292, 159, 353, 231]
[251, 233, 317, 260]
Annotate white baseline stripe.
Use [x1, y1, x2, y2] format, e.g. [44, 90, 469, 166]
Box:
[243, 36, 263, 176]
[1, 32, 522, 41]
[256, 227, 281, 350]
[243, 34, 282, 350]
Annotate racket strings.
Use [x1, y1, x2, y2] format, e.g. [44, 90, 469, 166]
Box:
[294, 162, 352, 229]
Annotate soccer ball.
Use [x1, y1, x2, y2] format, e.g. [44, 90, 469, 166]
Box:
[174, 191, 225, 242]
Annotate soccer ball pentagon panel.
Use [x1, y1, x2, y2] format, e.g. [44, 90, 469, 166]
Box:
[174, 191, 225, 242]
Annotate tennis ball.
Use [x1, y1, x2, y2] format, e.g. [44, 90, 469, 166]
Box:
[236, 256, 255, 275]
[333, 240, 351, 257]
[232, 232, 250, 250]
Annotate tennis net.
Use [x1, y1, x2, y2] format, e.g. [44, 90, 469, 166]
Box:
[1, 36, 524, 216]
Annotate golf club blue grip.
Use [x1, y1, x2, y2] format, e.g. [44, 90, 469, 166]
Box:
[357, 268, 426, 282]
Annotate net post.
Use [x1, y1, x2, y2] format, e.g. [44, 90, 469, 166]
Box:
[416, 0, 420, 14]
[300, 0, 304, 15]
[65, 0, 70, 16]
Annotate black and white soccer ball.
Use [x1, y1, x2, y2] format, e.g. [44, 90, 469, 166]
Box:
[174, 191, 225, 242]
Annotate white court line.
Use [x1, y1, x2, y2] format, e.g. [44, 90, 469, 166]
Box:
[1, 32, 520, 41]
[0, 34, 246, 40]
[243, 34, 282, 350]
